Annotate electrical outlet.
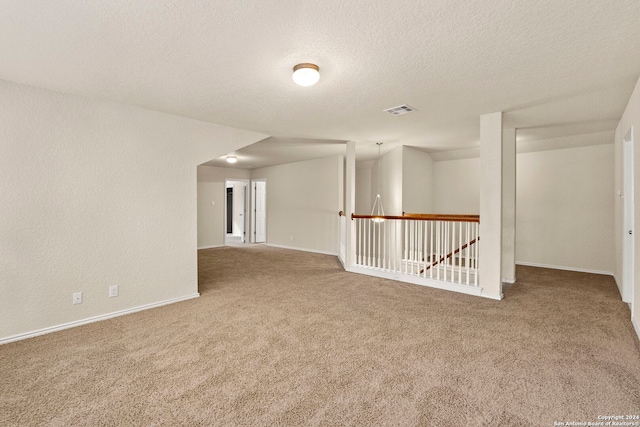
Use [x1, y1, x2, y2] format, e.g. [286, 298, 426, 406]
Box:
[109, 285, 119, 298]
[290, 235, 294, 241]
[72, 292, 82, 305]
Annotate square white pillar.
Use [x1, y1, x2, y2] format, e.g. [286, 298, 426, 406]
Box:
[502, 128, 516, 284]
[345, 141, 357, 267]
[480, 112, 504, 299]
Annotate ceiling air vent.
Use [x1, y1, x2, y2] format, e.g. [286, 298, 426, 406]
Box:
[383, 104, 417, 116]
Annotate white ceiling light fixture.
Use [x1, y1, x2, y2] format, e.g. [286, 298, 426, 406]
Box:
[226, 155, 238, 164]
[292, 63, 320, 87]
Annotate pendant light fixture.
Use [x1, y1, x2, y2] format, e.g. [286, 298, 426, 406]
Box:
[370, 142, 385, 222]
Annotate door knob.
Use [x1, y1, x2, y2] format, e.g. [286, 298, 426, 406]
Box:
[630, 230, 633, 235]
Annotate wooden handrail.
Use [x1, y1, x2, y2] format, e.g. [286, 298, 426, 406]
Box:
[403, 212, 480, 222]
[352, 213, 479, 223]
[421, 237, 480, 273]
[352, 214, 413, 220]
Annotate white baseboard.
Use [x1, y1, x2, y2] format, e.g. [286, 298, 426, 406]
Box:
[347, 265, 485, 298]
[633, 316, 640, 342]
[613, 273, 623, 298]
[516, 261, 613, 277]
[266, 244, 338, 257]
[482, 291, 504, 301]
[0, 293, 200, 345]
[198, 245, 224, 250]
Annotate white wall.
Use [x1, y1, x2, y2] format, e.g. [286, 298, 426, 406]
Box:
[516, 144, 614, 273]
[197, 166, 250, 249]
[251, 156, 343, 255]
[355, 161, 373, 214]
[357, 146, 432, 216]
[431, 144, 614, 274]
[402, 146, 433, 214]
[371, 146, 403, 216]
[0, 80, 266, 342]
[614, 75, 640, 337]
[433, 158, 481, 214]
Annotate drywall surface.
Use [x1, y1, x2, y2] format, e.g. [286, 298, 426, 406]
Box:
[614, 74, 640, 335]
[516, 144, 614, 273]
[251, 156, 343, 254]
[0, 80, 266, 341]
[355, 162, 372, 215]
[402, 146, 433, 214]
[197, 166, 250, 249]
[433, 158, 481, 214]
[432, 143, 614, 273]
[371, 146, 403, 216]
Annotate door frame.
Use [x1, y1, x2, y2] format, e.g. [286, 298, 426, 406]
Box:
[251, 179, 267, 243]
[622, 126, 634, 304]
[224, 179, 249, 244]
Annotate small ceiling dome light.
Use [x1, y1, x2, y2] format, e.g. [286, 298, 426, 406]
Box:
[292, 63, 320, 87]
[226, 155, 238, 164]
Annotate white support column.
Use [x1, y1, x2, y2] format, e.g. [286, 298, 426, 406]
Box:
[479, 112, 504, 299]
[345, 141, 357, 268]
[502, 127, 516, 285]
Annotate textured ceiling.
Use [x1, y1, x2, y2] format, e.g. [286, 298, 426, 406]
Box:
[1, 0, 639, 165]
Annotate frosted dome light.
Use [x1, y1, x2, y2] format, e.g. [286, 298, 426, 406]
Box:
[292, 63, 320, 87]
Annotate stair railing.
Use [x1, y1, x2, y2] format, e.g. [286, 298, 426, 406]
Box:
[351, 213, 480, 286]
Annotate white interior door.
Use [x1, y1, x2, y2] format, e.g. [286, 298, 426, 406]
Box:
[226, 180, 248, 244]
[254, 181, 266, 243]
[622, 127, 634, 303]
[232, 182, 245, 240]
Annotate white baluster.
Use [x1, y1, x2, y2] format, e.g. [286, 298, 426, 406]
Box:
[474, 222, 479, 286]
[465, 222, 470, 285]
[424, 220, 429, 278]
[404, 220, 408, 274]
[390, 220, 394, 272]
[372, 219, 376, 268]
[436, 221, 441, 281]
[450, 221, 455, 281]
[429, 221, 434, 279]
[393, 219, 397, 273]
[376, 222, 382, 268]
[419, 220, 423, 277]
[444, 222, 449, 282]
[357, 218, 362, 265]
[382, 220, 386, 270]
[366, 217, 370, 267]
[458, 221, 462, 283]
[410, 221, 416, 275]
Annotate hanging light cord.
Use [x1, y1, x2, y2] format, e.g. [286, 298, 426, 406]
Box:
[371, 142, 385, 220]
[377, 143, 382, 199]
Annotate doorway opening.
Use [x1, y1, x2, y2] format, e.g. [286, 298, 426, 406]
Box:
[622, 126, 634, 305]
[225, 179, 249, 244]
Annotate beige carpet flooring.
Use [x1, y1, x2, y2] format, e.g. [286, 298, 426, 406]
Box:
[1, 245, 639, 426]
